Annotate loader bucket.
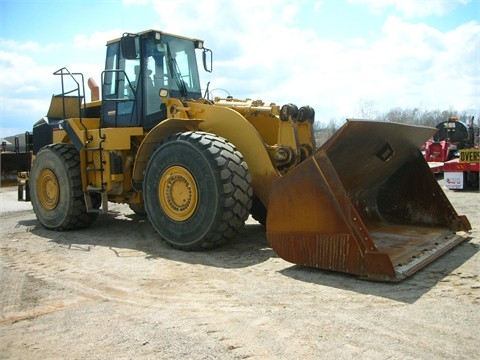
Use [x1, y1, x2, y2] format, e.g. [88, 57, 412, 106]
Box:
[266, 120, 471, 282]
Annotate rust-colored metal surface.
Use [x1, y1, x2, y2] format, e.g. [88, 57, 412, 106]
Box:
[266, 120, 471, 282]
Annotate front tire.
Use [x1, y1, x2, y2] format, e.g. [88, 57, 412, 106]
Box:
[30, 143, 98, 230]
[144, 132, 252, 250]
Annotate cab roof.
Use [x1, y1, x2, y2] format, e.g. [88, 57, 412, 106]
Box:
[106, 29, 204, 45]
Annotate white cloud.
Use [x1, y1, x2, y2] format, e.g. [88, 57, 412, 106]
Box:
[73, 29, 123, 49]
[0, 35, 106, 135]
[313, 1, 324, 12]
[0, 48, 55, 136]
[0, 39, 62, 53]
[0, 96, 49, 137]
[348, 0, 471, 18]
[1, 0, 477, 136]
[146, 1, 478, 121]
[123, 0, 149, 4]
[0, 49, 59, 95]
[370, 17, 479, 108]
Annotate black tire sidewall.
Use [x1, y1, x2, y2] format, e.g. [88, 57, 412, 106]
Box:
[144, 138, 223, 248]
[30, 145, 77, 229]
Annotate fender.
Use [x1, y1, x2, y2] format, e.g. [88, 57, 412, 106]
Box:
[192, 102, 280, 207]
[132, 101, 281, 206]
[132, 118, 204, 190]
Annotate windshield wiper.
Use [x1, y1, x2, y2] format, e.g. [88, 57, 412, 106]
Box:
[166, 43, 188, 98]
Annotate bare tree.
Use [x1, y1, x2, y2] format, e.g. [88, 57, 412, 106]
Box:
[355, 99, 379, 119]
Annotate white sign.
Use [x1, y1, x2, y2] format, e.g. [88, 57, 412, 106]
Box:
[444, 172, 464, 190]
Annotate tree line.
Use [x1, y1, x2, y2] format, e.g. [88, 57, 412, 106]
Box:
[314, 107, 479, 146]
[376, 108, 475, 127]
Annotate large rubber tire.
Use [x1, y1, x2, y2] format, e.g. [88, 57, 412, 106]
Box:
[144, 131, 253, 250]
[30, 143, 98, 231]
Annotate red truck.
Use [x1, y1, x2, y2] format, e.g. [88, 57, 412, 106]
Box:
[423, 116, 471, 173]
[444, 148, 479, 190]
[423, 116, 479, 189]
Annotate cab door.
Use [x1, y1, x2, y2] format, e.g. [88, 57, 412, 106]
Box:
[101, 41, 140, 128]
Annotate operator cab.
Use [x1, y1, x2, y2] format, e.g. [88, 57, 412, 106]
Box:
[101, 30, 211, 130]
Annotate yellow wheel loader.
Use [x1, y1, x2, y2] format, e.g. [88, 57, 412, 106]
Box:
[20, 30, 471, 281]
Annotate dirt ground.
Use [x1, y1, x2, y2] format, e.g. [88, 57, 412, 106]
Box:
[0, 178, 479, 360]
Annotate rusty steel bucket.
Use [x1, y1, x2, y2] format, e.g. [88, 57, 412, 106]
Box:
[266, 120, 471, 282]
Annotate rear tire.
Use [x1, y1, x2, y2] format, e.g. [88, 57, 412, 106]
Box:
[30, 143, 98, 230]
[144, 131, 252, 250]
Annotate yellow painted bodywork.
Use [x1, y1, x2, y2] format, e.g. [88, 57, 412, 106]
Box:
[132, 118, 202, 188]
[185, 99, 282, 206]
[131, 97, 315, 206]
[60, 118, 144, 197]
[59, 95, 315, 208]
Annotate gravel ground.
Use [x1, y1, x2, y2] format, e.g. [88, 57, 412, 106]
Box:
[0, 178, 479, 359]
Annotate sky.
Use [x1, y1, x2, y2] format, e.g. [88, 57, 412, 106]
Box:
[0, 0, 479, 136]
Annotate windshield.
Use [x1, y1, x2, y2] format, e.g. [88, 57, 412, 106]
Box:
[102, 32, 204, 128]
[145, 35, 202, 101]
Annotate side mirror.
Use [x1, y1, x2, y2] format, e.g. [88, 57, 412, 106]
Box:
[121, 33, 139, 60]
[202, 48, 213, 73]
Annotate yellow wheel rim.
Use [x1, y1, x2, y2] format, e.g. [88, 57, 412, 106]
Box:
[159, 166, 198, 221]
[37, 169, 59, 211]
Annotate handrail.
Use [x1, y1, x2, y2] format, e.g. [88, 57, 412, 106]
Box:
[53, 67, 90, 140]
